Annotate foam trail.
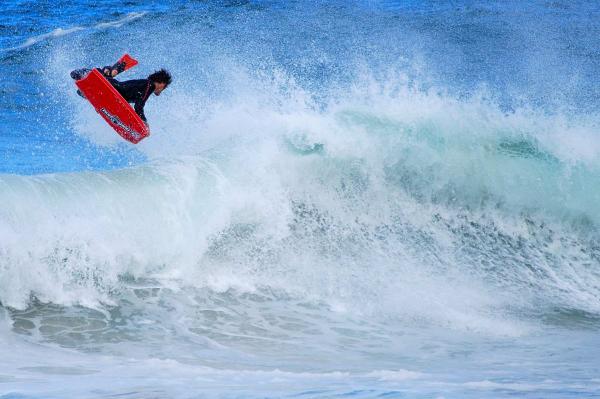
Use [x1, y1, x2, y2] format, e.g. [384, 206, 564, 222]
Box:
[7, 27, 85, 51]
[4, 12, 146, 52]
[94, 12, 147, 29]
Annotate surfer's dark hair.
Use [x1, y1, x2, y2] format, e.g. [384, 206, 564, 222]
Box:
[149, 69, 172, 86]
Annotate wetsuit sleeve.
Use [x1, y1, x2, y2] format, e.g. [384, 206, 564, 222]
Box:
[134, 82, 153, 123]
[134, 97, 147, 122]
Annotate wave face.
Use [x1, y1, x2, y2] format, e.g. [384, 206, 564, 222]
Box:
[2, 1, 600, 398]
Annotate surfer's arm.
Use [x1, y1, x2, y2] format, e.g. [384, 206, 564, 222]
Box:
[134, 94, 149, 123]
[133, 81, 154, 124]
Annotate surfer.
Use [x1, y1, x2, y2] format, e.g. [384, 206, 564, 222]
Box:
[70, 60, 172, 126]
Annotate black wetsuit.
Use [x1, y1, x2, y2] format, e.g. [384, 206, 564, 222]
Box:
[71, 67, 155, 122]
[105, 76, 155, 122]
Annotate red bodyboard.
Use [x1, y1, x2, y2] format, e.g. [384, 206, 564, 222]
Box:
[76, 69, 149, 144]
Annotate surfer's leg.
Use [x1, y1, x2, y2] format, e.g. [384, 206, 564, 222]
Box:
[100, 60, 127, 78]
[104, 77, 122, 92]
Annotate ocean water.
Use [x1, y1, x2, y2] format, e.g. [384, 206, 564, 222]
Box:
[1, 0, 600, 397]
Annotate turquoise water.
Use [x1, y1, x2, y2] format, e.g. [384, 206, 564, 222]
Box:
[1, 1, 600, 398]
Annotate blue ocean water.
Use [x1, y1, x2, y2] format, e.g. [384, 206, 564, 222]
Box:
[1, 1, 600, 398]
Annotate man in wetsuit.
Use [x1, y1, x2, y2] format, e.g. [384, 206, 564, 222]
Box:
[70, 62, 172, 127]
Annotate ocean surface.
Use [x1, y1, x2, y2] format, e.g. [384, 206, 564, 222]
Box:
[1, 0, 600, 398]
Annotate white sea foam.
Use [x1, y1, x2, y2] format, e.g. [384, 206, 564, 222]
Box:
[5, 60, 600, 337]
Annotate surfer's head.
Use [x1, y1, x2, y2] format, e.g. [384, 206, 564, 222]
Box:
[149, 69, 172, 96]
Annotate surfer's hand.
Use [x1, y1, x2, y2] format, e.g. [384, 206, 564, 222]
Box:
[102, 67, 119, 77]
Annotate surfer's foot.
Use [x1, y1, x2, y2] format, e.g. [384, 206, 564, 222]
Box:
[70, 68, 90, 80]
